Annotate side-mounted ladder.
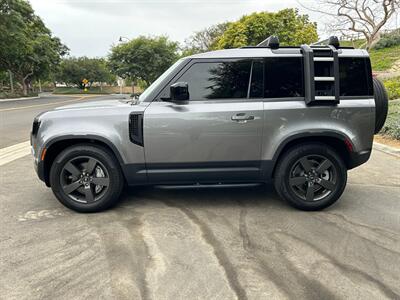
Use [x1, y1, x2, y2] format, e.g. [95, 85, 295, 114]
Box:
[256, 35, 341, 105]
[301, 36, 340, 104]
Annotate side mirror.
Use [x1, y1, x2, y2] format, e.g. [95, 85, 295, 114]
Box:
[170, 82, 189, 101]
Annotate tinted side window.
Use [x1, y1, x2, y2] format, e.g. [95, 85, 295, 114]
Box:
[178, 61, 252, 100]
[339, 57, 373, 96]
[265, 57, 304, 98]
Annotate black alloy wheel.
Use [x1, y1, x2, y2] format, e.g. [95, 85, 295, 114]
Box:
[274, 143, 347, 211]
[288, 155, 336, 202]
[50, 144, 124, 212]
[60, 156, 110, 204]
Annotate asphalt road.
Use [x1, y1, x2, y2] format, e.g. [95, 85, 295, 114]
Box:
[0, 95, 399, 299]
[0, 93, 127, 148]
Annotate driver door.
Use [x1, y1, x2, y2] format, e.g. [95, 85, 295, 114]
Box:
[143, 59, 264, 184]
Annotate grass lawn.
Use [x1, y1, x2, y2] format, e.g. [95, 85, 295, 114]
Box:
[380, 101, 400, 140]
[369, 45, 400, 71]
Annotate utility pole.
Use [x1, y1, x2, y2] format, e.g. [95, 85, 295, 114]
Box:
[8, 70, 14, 94]
[38, 79, 42, 93]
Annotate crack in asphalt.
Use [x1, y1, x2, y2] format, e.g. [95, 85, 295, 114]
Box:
[125, 216, 151, 300]
[88, 211, 151, 300]
[272, 231, 400, 299]
[312, 213, 400, 256]
[237, 204, 294, 299]
[237, 202, 338, 299]
[321, 212, 400, 239]
[163, 199, 247, 300]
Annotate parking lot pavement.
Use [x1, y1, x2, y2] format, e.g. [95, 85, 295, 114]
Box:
[0, 149, 399, 299]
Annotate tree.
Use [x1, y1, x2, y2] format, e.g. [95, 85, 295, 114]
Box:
[108, 36, 179, 90]
[0, 0, 68, 95]
[300, 0, 400, 49]
[216, 9, 318, 49]
[183, 22, 230, 55]
[57, 57, 112, 89]
[0, 70, 7, 91]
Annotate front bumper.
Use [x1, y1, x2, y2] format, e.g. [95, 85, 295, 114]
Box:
[31, 132, 46, 184]
[36, 160, 47, 183]
[32, 148, 46, 184]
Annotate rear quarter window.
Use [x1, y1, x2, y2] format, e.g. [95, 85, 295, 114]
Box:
[339, 57, 373, 96]
[264, 57, 304, 98]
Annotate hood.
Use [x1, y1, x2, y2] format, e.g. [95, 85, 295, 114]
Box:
[53, 99, 129, 111]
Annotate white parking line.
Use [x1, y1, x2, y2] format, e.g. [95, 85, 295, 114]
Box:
[0, 141, 31, 166]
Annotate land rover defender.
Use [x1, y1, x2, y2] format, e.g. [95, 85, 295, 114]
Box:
[31, 36, 388, 212]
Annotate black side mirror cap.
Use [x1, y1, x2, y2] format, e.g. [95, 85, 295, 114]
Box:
[170, 82, 189, 101]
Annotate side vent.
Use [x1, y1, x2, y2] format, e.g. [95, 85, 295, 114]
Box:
[129, 113, 144, 146]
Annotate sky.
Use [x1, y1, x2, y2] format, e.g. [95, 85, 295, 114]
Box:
[29, 0, 399, 58]
[29, 0, 324, 57]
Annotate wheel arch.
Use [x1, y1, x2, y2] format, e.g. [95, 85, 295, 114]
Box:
[41, 135, 124, 186]
[270, 132, 353, 178]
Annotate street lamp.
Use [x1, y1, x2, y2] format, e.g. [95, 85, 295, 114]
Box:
[117, 36, 131, 95]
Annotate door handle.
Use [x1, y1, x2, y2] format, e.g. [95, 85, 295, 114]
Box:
[231, 113, 255, 122]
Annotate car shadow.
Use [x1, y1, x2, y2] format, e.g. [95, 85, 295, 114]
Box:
[115, 183, 292, 212]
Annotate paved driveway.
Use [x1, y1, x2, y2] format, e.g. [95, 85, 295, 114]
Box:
[0, 149, 399, 299]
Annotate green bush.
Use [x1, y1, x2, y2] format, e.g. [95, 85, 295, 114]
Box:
[373, 29, 400, 50]
[383, 77, 400, 100]
[380, 101, 400, 140]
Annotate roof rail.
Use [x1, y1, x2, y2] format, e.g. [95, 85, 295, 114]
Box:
[257, 36, 279, 49]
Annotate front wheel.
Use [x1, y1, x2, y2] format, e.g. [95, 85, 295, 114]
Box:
[50, 144, 124, 212]
[274, 143, 347, 211]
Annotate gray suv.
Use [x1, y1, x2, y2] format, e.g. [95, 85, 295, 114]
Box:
[31, 36, 388, 212]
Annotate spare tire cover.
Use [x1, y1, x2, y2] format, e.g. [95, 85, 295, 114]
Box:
[373, 78, 389, 134]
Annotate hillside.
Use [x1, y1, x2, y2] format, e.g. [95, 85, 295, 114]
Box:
[340, 40, 400, 72]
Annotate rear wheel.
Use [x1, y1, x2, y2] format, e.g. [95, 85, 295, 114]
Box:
[274, 143, 347, 211]
[50, 144, 124, 212]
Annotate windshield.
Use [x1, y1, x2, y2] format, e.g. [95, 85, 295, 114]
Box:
[138, 59, 184, 102]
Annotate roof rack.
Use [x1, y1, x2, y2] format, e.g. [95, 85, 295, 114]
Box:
[251, 35, 348, 50]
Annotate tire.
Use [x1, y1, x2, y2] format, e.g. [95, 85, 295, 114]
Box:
[274, 143, 347, 211]
[373, 77, 389, 134]
[49, 144, 124, 213]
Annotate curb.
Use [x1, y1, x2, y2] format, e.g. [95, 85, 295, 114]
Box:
[0, 96, 40, 102]
[373, 142, 400, 158]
